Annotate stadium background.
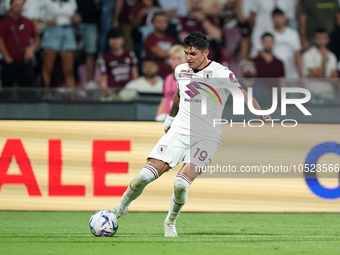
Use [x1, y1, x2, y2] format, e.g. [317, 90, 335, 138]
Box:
[1, 121, 340, 212]
[0, 0, 340, 213]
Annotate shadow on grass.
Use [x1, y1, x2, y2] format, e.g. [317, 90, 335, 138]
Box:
[180, 232, 276, 236]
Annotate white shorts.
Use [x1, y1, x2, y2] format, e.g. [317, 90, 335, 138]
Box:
[148, 131, 221, 169]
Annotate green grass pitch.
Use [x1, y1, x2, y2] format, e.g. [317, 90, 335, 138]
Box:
[0, 211, 339, 255]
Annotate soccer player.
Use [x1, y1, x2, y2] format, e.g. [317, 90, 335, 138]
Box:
[111, 32, 271, 237]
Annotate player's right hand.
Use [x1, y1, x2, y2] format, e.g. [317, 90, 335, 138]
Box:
[164, 115, 175, 133]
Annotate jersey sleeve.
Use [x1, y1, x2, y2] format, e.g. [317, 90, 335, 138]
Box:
[217, 66, 243, 91]
[174, 65, 182, 90]
[71, 0, 77, 14]
[292, 30, 302, 52]
[29, 19, 38, 37]
[38, 0, 47, 21]
[143, 35, 157, 54]
[328, 53, 338, 75]
[302, 51, 313, 77]
[278, 60, 285, 78]
[249, 0, 259, 13]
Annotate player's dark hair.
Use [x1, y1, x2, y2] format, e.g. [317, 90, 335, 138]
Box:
[108, 27, 123, 39]
[182, 32, 209, 52]
[261, 32, 274, 41]
[151, 0, 159, 6]
[272, 8, 285, 17]
[152, 11, 167, 23]
[142, 56, 157, 65]
[10, 0, 23, 4]
[314, 27, 328, 36]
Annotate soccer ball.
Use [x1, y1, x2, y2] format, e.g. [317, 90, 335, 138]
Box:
[89, 210, 119, 237]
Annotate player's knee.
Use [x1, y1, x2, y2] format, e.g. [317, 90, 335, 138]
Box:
[174, 177, 190, 195]
[131, 169, 156, 189]
[131, 173, 147, 189]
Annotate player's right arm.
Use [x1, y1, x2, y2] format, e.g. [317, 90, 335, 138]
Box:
[164, 89, 180, 133]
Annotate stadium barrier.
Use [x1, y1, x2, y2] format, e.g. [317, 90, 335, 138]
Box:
[0, 121, 339, 212]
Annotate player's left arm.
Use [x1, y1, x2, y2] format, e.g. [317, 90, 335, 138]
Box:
[221, 67, 271, 123]
[241, 88, 271, 123]
[164, 89, 180, 133]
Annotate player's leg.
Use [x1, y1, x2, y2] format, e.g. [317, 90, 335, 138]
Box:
[164, 163, 200, 237]
[111, 158, 170, 217]
[164, 137, 220, 237]
[111, 131, 186, 218]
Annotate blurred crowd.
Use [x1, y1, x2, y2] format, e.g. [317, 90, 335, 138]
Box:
[0, 0, 340, 113]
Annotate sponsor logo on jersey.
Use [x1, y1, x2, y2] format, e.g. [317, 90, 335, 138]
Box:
[181, 69, 190, 73]
[179, 73, 193, 79]
[109, 61, 119, 67]
[184, 98, 201, 103]
[184, 81, 222, 106]
[158, 145, 168, 154]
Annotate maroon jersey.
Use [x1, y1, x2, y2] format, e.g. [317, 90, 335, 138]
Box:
[177, 14, 219, 35]
[123, 0, 140, 24]
[100, 51, 138, 88]
[252, 54, 285, 89]
[144, 33, 176, 78]
[0, 15, 38, 63]
[128, 2, 148, 25]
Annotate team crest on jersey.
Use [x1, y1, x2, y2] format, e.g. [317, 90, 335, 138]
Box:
[158, 145, 168, 154]
[203, 70, 213, 80]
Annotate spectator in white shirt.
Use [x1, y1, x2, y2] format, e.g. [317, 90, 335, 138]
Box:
[40, 0, 80, 90]
[303, 27, 338, 103]
[286, 0, 299, 30]
[159, 0, 187, 23]
[271, 8, 302, 79]
[236, 0, 252, 60]
[249, 0, 291, 57]
[124, 57, 163, 95]
[159, 0, 187, 40]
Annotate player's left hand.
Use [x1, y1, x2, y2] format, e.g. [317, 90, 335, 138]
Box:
[260, 115, 271, 124]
